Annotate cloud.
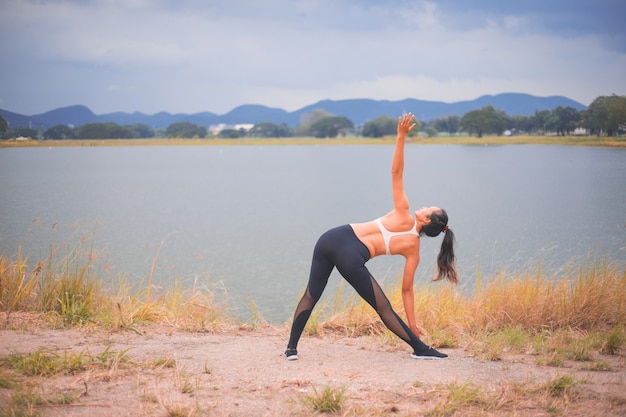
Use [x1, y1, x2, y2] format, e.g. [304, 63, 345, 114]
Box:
[0, 0, 624, 115]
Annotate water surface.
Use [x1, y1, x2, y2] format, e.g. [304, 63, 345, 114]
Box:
[1, 144, 624, 322]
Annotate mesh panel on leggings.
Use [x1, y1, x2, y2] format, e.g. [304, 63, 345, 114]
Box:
[294, 288, 315, 322]
[286, 288, 315, 349]
[368, 275, 411, 342]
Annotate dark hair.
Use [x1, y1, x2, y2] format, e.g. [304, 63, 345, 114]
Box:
[420, 208, 458, 284]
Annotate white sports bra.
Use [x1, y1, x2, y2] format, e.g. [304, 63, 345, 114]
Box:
[375, 218, 419, 255]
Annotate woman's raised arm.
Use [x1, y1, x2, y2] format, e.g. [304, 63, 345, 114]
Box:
[390, 113, 416, 213]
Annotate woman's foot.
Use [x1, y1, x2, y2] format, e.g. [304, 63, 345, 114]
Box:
[284, 349, 298, 360]
[411, 347, 448, 359]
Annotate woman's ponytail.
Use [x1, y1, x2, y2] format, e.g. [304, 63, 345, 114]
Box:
[421, 208, 458, 284]
[435, 227, 458, 284]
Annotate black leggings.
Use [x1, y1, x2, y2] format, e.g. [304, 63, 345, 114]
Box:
[287, 225, 429, 352]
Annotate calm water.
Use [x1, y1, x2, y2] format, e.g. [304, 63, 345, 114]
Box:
[1, 144, 625, 322]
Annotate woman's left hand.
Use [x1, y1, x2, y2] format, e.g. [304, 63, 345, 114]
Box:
[410, 324, 425, 338]
[397, 113, 416, 136]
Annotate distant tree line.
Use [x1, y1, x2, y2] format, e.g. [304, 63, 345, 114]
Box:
[1, 94, 624, 141]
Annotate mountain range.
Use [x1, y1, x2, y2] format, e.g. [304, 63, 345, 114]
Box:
[0, 93, 587, 130]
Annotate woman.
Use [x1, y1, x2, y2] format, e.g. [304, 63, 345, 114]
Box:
[285, 113, 458, 361]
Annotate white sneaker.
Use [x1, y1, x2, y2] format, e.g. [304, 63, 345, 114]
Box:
[285, 349, 298, 360]
[411, 347, 447, 359]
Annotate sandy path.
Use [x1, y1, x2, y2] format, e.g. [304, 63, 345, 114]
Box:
[1, 325, 624, 416]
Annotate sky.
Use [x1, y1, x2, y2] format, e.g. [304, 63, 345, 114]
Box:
[1, 0, 625, 116]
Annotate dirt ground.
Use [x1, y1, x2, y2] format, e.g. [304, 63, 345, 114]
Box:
[1, 324, 625, 417]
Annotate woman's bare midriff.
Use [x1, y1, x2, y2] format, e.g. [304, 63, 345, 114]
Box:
[350, 222, 385, 258]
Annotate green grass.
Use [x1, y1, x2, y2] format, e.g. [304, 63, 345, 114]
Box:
[544, 375, 581, 398]
[604, 326, 626, 354]
[1, 386, 77, 417]
[3, 348, 88, 377]
[425, 381, 498, 417]
[301, 385, 347, 413]
[582, 361, 612, 371]
[1, 346, 130, 377]
[0, 346, 132, 417]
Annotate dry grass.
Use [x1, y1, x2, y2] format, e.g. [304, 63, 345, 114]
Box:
[2, 236, 623, 416]
[0, 242, 231, 333]
[313, 259, 626, 359]
[1, 241, 624, 359]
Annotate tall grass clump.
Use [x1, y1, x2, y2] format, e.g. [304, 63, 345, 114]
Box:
[0, 250, 39, 319]
[301, 385, 347, 413]
[603, 325, 625, 355]
[33, 245, 99, 326]
[1, 241, 231, 331]
[99, 274, 231, 332]
[99, 236, 231, 331]
[318, 282, 387, 337]
[466, 260, 626, 333]
[315, 260, 625, 352]
[425, 381, 498, 417]
[1, 243, 100, 327]
[38, 248, 98, 326]
[3, 347, 89, 377]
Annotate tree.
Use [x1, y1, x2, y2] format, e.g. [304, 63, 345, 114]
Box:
[126, 124, 155, 138]
[77, 122, 136, 139]
[249, 122, 294, 138]
[44, 124, 76, 139]
[10, 126, 40, 140]
[430, 115, 460, 134]
[509, 115, 533, 134]
[459, 105, 507, 137]
[218, 129, 241, 138]
[296, 109, 333, 136]
[275, 123, 294, 138]
[532, 110, 551, 134]
[584, 95, 626, 136]
[309, 116, 354, 138]
[460, 109, 486, 137]
[423, 126, 438, 138]
[550, 106, 580, 136]
[166, 122, 206, 138]
[249, 122, 277, 137]
[196, 126, 208, 138]
[0, 115, 7, 136]
[362, 116, 397, 138]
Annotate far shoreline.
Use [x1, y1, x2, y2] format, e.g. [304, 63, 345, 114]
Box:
[1, 134, 625, 148]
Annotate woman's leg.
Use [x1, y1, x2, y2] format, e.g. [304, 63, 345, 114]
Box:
[332, 231, 446, 358]
[345, 271, 446, 357]
[339, 264, 431, 352]
[287, 225, 446, 359]
[286, 233, 335, 351]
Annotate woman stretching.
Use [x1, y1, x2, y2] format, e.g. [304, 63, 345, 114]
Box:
[285, 113, 458, 361]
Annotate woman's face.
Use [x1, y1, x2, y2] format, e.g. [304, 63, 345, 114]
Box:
[415, 206, 440, 224]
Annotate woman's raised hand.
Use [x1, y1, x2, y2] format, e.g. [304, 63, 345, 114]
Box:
[397, 113, 416, 137]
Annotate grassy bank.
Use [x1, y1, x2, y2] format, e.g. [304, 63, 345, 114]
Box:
[1, 134, 625, 147]
[0, 248, 232, 333]
[1, 247, 624, 360]
[313, 261, 625, 362]
[1, 248, 625, 416]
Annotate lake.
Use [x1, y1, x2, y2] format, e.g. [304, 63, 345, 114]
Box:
[1, 144, 625, 323]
